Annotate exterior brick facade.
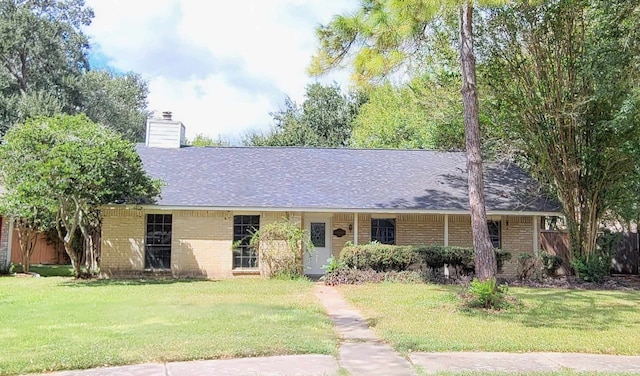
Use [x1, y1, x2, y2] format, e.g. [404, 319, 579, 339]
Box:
[101, 208, 539, 279]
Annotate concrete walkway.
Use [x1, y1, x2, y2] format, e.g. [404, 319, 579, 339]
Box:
[31, 284, 640, 376]
[313, 284, 416, 376]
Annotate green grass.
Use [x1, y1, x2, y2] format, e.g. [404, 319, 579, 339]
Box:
[340, 283, 640, 355]
[13, 264, 74, 277]
[0, 277, 337, 375]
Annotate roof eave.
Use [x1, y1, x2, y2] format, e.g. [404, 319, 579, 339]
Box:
[99, 204, 563, 217]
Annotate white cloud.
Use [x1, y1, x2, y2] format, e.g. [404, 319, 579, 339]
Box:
[85, 0, 356, 141]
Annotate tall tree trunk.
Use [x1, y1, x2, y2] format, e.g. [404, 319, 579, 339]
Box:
[16, 222, 37, 274]
[459, 1, 497, 281]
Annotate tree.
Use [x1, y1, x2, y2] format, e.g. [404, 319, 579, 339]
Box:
[188, 133, 229, 147]
[0, 1, 150, 141]
[353, 74, 465, 150]
[0, 190, 54, 273]
[77, 70, 150, 142]
[245, 82, 365, 147]
[310, 0, 506, 280]
[0, 0, 92, 134]
[0, 114, 161, 277]
[480, 0, 640, 261]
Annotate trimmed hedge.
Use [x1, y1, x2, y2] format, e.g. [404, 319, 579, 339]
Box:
[339, 243, 511, 274]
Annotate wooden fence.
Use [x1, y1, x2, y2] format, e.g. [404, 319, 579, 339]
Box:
[539, 230, 639, 275]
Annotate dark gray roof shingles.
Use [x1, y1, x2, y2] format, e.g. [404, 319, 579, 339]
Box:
[136, 145, 560, 213]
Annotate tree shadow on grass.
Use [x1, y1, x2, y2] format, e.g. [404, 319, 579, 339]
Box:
[494, 289, 640, 331]
[59, 278, 216, 288]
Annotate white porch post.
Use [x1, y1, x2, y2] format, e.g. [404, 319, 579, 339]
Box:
[353, 213, 359, 246]
[444, 214, 449, 279]
[533, 215, 539, 256]
[444, 214, 449, 246]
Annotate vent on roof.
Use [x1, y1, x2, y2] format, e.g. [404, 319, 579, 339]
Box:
[145, 111, 186, 148]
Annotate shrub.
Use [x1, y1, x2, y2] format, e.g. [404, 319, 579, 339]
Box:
[464, 278, 507, 309]
[516, 253, 537, 280]
[323, 268, 423, 285]
[322, 256, 345, 274]
[249, 218, 313, 278]
[339, 243, 511, 276]
[340, 242, 417, 271]
[571, 253, 611, 282]
[540, 251, 563, 277]
[323, 268, 384, 285]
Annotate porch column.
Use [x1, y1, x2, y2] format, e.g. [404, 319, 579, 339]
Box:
[444, 214, 449, 246]
[533, 215, 539, 256]
[353, 213, 359, 246]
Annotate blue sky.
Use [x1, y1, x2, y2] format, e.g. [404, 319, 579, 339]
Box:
[84, 0, 356, 141]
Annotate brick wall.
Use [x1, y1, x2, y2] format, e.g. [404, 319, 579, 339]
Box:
[397, 214, 445, 245]
[101, 208, 537, 279]
[101, 208, 145, 275]
[332, 213, 354, 258]
[171, 210, 233, 278]
[501, 216, 535, 277]
[448, 215, 474, 247]
[101, 209, 300, 279]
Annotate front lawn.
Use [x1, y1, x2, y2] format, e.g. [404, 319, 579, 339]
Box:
[0, 277, 336, 375]
[341, 283, 640, 355]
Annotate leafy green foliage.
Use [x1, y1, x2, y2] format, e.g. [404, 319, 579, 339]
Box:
[77, 70, 150, 142]
[245, 82, 365, 147]
[0, 0, 92, 133]
[321, 255, 345, 274]
[340, 242, 418, 272]
[249, 217, 313, 278]
[479, 0, 640, 258]
[464, 277, 507, 309]
[339, 243, 511, 275]
[571, 230, 616, 282]
[571, 253, 611, 283]
[188, 133, 229, 147]
[352, 75, 465, 150]
[0, 1, 150, 141]
[0, 114, 161, 277]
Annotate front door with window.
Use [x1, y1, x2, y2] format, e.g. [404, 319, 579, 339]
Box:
[304, 215, 332, 276]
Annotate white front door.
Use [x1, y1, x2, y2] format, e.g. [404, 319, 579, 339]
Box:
[304, 215, 332, 276]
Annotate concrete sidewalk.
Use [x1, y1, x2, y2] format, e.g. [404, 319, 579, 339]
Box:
[28, 355, 339, 376]
[411, 352, 640, 374]
[313, 284, 416, 376]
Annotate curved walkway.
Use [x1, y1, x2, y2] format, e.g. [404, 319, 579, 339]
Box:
[34, 284, 640, 376]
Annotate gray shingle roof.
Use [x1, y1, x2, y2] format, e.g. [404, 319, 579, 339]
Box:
[136, 145, 561, 213]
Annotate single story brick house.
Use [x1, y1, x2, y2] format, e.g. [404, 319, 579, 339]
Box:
[100, 114, 561, 279]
